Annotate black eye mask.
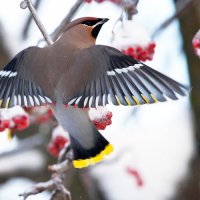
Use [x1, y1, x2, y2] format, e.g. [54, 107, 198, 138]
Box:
[81, 19, 102, 26]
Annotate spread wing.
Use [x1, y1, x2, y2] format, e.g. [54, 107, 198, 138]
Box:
[65, 45, 189, 108]
[0, 47, 53, 108]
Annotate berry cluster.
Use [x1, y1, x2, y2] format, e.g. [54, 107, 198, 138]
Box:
[121, 42, 156, 61]
[111, 20, 155, 62]
[192, 29, 200, 58]
[48, 135, 68, 157]
[0, 106, 29, 132]
[48, 126, 69, 157]
[89, 107, 113, 130]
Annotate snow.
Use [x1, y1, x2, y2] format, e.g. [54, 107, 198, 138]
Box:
[0, 178, 50, 200]
[0, 149, 46, 174]
[111, 20, 152, 49]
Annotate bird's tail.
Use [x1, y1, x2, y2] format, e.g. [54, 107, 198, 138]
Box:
[53, 102, 113, 169]
[70, 131, 113, 168]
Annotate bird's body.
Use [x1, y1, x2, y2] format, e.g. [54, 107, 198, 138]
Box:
[0, 17, 189, 168]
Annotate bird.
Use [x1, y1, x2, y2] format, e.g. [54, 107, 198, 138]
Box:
[0, 17, 189, 168]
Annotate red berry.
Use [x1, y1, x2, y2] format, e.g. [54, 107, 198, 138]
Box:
[47, 109, 53, 116]
[149, 42, 156, 50]
[0, 127, 5, 132]
[106, 112, 113, 119]
[128, 47, 134, 53]
[13, 117, 21, 124]
[2, 120, 10, 129]
[48, 135, 68, 157]
[136, 46, 142, 53]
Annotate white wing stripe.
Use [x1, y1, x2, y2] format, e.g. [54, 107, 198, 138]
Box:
[84, 96, 89, 107]
[68, 98, 77, 105]
[107, 64, 143, 76]
[0, 70, 17, 77]
[75, 96, 82, 105]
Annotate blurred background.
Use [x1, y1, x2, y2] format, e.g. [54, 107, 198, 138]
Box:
[0, 0, 200, 199]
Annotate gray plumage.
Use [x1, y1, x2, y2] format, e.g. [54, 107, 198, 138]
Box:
[0, 17, 189, 168]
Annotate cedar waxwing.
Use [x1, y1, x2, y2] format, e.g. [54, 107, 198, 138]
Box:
[0, 17, 189, 168]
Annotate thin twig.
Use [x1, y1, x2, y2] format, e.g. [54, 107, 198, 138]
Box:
[20, 0, 53, 45]
[48, 159, 72, 174]
[124, 0, 139, 20]
[51, 0, 83, 41]
[22, 0, 42, 39]
[19, 144, 72, 200]
[19, 165, 72, 200]
[49, 144, 73, 174]
[50, 190, 59, 200]
[19, 180, 54, 200]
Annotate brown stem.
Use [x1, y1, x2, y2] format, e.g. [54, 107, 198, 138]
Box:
[20, 0, 53, 45]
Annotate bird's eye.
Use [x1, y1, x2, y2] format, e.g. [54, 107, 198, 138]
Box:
[82, 20, 96, 26]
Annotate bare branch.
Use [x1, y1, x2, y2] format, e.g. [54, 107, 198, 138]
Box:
[52, 176, 71, 200]
[22, 0, 42, 39]
[124, 0, 139, 20]
[20, 0, 53, 45]
[50, 190, 59, 200]
[19, 180, 54, 200]
[48, 159, 72, 174]
[19, 144, 72, 200]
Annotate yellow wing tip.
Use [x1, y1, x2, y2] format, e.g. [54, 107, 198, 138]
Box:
[6, 129, 12, 141]
[73, 144, 114, 169]
[141, 94, 149, 104]
[150, 94, 159, 103]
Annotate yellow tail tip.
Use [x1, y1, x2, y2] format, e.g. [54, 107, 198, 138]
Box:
[73, 144, 114, 169]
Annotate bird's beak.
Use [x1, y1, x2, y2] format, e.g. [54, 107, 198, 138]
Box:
[101, 18, 109, 24]
[95, 18, 109, 27]
[91, 18, 109, 38]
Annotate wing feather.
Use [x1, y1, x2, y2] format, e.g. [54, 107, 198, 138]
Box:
[64, 45, 189, 108]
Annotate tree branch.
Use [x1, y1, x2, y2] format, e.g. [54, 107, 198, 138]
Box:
[22, 0, 42, 39]
[20, 0, 53, 45]
[19, 144, 72, 200]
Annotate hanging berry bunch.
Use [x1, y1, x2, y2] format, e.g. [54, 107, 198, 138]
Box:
[89, 107, 113, 130]
[192, 29, 200, 58]
[48, 126, 69, 157]
[0, 106, 29, 132]
[111, 20, 156, 62]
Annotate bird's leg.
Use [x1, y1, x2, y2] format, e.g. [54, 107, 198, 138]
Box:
[20, 0, 53, 45]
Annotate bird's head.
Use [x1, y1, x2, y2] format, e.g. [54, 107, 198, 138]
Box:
[65, 17, 109, 39]
[57, 17, 109, 48]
